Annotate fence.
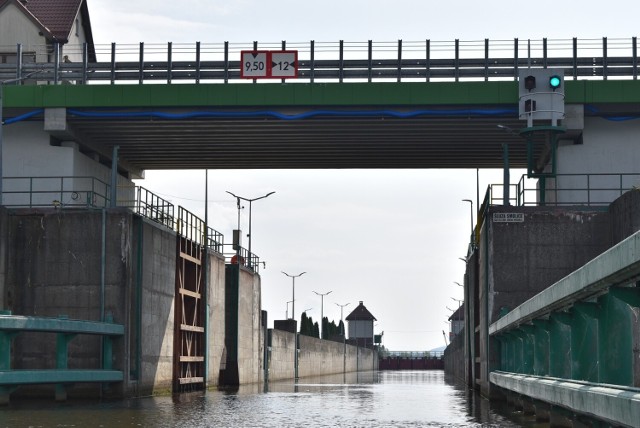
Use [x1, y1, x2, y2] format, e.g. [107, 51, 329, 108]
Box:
[485, 172, 640, 207]
[1, 176, 225, 254]
[0, 37, 638, 84]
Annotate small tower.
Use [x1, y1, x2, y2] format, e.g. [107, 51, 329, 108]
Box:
[345, 301, 377, 348]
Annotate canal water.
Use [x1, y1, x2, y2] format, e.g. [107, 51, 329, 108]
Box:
[3, 371, 548, 427]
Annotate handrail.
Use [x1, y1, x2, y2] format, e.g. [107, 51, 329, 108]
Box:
[484, 172, 640, 208]
[1, 176, 109, 208]
[0, 37, 638, 84]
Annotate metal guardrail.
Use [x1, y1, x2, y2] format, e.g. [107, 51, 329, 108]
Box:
[224, 244, 261, 274]
[1, 177, 225, 254]
[486, 173, 640, 208]
[0, 37, 638, 84]
[1, 176, 109, 208]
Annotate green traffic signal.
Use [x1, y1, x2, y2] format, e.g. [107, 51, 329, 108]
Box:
[549, 75, 561, 89]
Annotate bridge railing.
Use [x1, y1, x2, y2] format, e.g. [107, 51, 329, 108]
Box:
[0, 37, 637, 84]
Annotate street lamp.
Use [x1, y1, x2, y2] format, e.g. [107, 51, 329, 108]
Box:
[286, 300, 293, 319]
[1, 70, 44, 204]
[462, 199, 474, 248]
[313, 290, 332, 339]
[454, 281, 463, 287]
[335, 302, 350, 336]
[336, 301, 350, 373]
[282, 271, 306, 323]
[226, 190, 275, 267]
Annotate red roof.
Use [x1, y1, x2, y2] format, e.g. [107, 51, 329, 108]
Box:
[345, 301, 377, 321]
[0, 0, 92, 43]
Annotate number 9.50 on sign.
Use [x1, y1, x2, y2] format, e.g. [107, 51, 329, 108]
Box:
[240, 50, 298, 79]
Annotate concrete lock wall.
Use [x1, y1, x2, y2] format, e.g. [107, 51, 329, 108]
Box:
[297, 335, 347, 377]
[267, 330, 377, 380]
[4, 209, 132, 397]
[134, 216, 177, 396]
[268, 329, 296, 381]
[236, 267, 263, 385]
[206, 252, 226, 387]
[476, 206, 611, 395]
[470, 190, 640, 395]
[0, 208, 229, 398]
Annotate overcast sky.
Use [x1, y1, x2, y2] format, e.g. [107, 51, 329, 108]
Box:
[86, 0, 636, 351]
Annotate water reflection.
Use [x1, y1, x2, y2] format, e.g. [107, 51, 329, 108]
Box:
[3, 371, 550, 427]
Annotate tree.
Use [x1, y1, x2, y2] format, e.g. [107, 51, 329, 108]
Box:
[313, 321, 320, 338]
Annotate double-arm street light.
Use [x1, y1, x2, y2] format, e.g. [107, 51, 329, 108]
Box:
[226, 190, 275, 267]
[282, 271, 306, 323]
[313, 290, 332, 339]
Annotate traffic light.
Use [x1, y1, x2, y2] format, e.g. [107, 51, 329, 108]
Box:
[519, 69, 565, 125]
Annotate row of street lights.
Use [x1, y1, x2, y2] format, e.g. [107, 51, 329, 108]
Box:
[223, 191, 347, 339]
[281, 270, 349, 339]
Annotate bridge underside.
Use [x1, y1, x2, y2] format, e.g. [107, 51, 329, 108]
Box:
[63, 111, 535, 170]
[6, 80, 640, 171]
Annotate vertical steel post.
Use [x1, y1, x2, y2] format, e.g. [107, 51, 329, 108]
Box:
[397, 39, 402, 83]
[110, 145, 119, 207]
[16, 44, 22, 80]
[603, 37, 608, 80]
[513, 38, 518, 81]
[53, 42, 60, 84]
[281, 40, 286, 84]
[339, 40, 344, 83]
[573, 38, 578, 80]
[633, 37, 638, 80]
[484, 39, 489, 81]
[224, 41, 229, 83]
[167, 42, 172, 84]
[195, 41, 201, 84]
[138, 42, 144, 84]
[503, 143, 510, 205]
[367, 40, 372, 83]
[454, 39, 459, 82]
[82, 42, 88, 84]
[310, 40, 315, 83]
[426, 39, 431, 82]
[110, 42, 116, 84]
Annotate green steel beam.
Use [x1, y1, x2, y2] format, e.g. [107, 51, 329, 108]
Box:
[491, 372, 640, 428]
[4, 80, 640, 109]
[0, 369, 123, 385]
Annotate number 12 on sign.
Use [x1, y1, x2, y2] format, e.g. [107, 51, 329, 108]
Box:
[240, 50, 298, 79]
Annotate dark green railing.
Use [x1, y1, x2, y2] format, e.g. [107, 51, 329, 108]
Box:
[0, 311, 124, 404]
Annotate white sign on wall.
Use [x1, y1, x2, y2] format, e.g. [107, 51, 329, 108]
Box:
[493, 213, 525, 223]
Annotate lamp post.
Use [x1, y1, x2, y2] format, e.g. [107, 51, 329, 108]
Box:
[454, 281, 463, 287]
[226, 190, 275, 267]
[1, 70, 43, 205]
[335, 302, 350, 336]
[451, 297, 463, 336]
[282, 271, 306, 323]
[286, 300, 293, 319]
[313, 290, 332, 339]
[336, 302, 350, 374]
[462, 199, 474, 248]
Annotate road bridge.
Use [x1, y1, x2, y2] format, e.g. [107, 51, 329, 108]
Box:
[1, 38, 640, 174]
